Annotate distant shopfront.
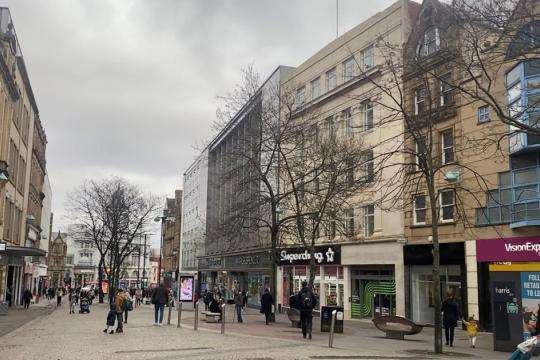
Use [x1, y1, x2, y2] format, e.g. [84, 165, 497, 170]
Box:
[476, 236, 540, 351]
[198, 251, 271, 307]
[404, 242, 466, 325]
[278, 245, 342, 311]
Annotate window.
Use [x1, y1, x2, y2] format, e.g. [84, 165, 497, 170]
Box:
[311, 77, 320, 99]
[346, 159, 355, 188]
[363, 205, 374, 237]
[440, 74, 453, 106]
[441, 129, 454, 164]
[415, 138, 426, 171]
[413, 194, 426, 225]
[343, 57, 355, 82]
[361, 101, 373, 130]
[362, 46, 374, 70]
[296, 86, 305, 107]
[361, 150, 374, 182]
[326, 116, 335, 141]
[343, 108, 353, 136]
[417, 28, 441, 57]
[439, 189, 454, 222]
[326, 68, 337, 91]
[345, 208, 355, 236]
[326, 218, 336, 239]
[414, 88, 425, 115]
[478, 105, 490, 123]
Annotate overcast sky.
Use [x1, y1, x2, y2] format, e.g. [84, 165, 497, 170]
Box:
[3, 0, 397, 244]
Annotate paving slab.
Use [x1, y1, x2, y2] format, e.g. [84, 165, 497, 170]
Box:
[0, 301, 511, 360]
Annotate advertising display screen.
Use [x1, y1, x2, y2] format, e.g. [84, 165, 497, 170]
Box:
[180, 276, 194, 302]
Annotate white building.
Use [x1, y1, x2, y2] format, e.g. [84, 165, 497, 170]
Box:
[65, 225, 153, 289]
[180, 149, 208, 274]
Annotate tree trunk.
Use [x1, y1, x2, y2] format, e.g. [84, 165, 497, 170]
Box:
[428, 180, 443, 354]
[98, 259, 104, 303]
[308, 241, 316, 287]
[269, 226, 278, 322]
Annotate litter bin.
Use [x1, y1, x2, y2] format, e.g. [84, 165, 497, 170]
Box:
[320, 305, 343, 333]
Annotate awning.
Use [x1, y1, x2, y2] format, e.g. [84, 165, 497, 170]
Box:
[4, 246, 46, 257]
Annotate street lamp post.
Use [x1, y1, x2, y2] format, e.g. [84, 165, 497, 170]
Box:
[154, 215, 166, 286]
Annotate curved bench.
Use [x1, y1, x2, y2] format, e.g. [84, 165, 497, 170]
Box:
[372, 315, 424, 340]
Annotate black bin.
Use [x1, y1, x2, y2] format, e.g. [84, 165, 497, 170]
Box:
[320, 306, 343, 333]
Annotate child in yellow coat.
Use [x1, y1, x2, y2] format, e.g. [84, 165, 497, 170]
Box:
[462, 315, 479, 348]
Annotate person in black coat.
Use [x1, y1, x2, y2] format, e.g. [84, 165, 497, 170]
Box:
[442, 292, 462, 347]
[22, 288, 32, 309]
[296, 281, 317, 340]
[103, 304, 117, 334]
[151, 283, 170, 326]
[260, 288, 274, 325]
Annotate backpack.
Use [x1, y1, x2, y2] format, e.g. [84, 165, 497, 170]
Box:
[123, 298, 133, 311]
[300, 290, 313, 309]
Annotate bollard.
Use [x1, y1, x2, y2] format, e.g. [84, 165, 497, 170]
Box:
[329, 310, 337, 348]
[194, 302, 199, 331]
[221, 303, 226, 334]
[167, 300, 172, 325]
[177, 301, 183, 328]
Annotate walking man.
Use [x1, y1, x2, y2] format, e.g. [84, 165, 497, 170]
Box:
[151, 283, 169, 326]
[297, 281, 317, 340]
[260, 288, 274, 325]
[55, 287, 62, 307]
[22, 288, 32, 309]
[234, 290, 243, 323]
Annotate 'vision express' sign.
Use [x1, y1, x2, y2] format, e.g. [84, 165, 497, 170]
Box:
[477, 237, 540, 262]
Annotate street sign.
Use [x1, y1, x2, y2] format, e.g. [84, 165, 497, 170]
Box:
[0, 242, 5, 251]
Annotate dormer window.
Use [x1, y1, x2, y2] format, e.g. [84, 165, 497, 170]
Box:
[417, 28, 441, 57]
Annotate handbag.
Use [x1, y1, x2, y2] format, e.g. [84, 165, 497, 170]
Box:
[517, 337, 537, 354]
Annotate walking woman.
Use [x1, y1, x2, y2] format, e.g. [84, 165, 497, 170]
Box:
[442, 292, 461, 347]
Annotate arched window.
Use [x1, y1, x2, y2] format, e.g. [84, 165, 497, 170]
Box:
[417, 28, 441, 57]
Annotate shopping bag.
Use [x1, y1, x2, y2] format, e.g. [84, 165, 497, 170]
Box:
[517, 337, 538, 354]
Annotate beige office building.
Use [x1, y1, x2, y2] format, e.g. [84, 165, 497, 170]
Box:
[277, 0, 420, 320]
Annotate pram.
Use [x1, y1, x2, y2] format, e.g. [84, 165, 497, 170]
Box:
[79, 295, 90, 314]
[508, 336, 538, 360]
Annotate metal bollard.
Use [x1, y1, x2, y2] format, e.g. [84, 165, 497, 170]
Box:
[167, 300, 172, 325]
[221, 303, 226, 334]
[177, 301, 183, 328]
[329, 310, 337, 348]
[194, 302, 199, 331]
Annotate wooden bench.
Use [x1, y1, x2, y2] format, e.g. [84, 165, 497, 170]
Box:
[286, 308, 301, 328]
[372, 315, 424, 340]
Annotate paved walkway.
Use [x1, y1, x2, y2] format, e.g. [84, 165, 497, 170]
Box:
[0, 300, 511, 359]
[0, 298, 56, 337]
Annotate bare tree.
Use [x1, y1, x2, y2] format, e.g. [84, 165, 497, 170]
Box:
[68, 177, 159, 302]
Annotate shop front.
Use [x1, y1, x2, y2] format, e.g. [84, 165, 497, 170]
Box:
[476, 236, 540, 351]
[198, 251, 271, 306]
[341, 242, 405, 320]
[0, 245, 45, 307]
[197, 256, 222, 295]
[223, 252, 271, 307]
[404, 242, 466, 324]
[278, 245, 342, 312]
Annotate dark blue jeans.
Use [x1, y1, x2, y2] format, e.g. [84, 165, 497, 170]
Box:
[154, 304, 164, 324]
[235, 304, 243, 322]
